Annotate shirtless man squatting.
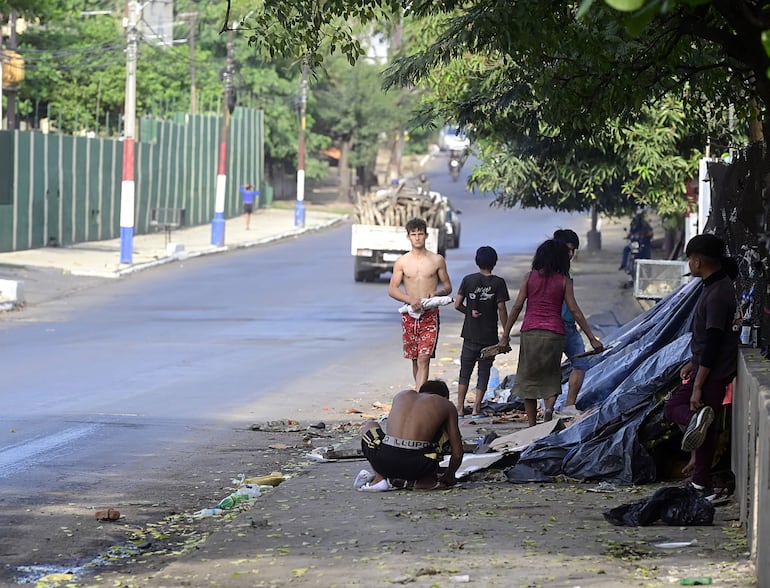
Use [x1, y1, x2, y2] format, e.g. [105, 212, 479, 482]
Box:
[359, 380, 463, 490]
[388, 218, 453, 389]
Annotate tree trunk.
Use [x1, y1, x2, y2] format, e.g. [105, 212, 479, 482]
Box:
[663, 226, 683, 259]
[586, 206, 602, 251]
[750, 98, 764, 142]
[387, 130, 404, 182]
[339, 135, 353, 202]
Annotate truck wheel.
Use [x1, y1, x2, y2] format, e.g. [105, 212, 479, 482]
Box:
[354, 259, 372, 282]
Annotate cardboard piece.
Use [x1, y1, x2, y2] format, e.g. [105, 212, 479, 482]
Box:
[439, 420, 566, 478]
[323, 447, 364, 459]
[440, 452, 510, 479]
[489, 419, 565, 453]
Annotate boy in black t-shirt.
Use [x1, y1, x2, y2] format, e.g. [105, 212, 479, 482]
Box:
[454, 246, 510, 416]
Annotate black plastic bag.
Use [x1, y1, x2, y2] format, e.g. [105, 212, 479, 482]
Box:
[481, 398, 525, 414]
[603, 486, 715, 527]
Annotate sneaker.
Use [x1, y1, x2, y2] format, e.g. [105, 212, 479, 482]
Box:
[708, 486, 732, 506]
[358, 478, 395, 492]
[555, 405, 581, 418]
[686, 481, 718, 502]
[681, 406, 715, 451]
[686, 481, 731, 504]
[353, 469, 375, 490]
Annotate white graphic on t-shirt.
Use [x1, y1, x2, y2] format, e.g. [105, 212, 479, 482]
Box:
[468, 286, 495, 317]
[469, 286, 494, 301]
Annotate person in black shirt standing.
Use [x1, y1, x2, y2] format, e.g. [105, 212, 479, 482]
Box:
[664, 234, 739, 500]
[454, 246, 510, 416]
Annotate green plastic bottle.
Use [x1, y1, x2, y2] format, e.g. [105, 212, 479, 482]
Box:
[679, 578, 713, 586]
[216, 492, 250, 510]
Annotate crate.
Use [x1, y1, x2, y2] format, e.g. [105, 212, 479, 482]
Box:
[634, 259, 690, 299]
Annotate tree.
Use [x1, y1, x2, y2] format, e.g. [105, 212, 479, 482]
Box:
[231, 0, 766, 217]
[384, 2, 750, 215]
[312, 53, 407, 198]
[0, 0, 57, 18]
[236, 0, 402, 68]
[12, 0, 223, 133]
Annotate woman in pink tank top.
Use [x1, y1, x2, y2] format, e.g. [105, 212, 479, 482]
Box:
[500, 240, 602, 426]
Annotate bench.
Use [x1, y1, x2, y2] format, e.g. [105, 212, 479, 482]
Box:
[149, 208, 186, 244]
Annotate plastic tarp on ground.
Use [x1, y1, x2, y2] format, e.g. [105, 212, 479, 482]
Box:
[507, 279, 703, 485]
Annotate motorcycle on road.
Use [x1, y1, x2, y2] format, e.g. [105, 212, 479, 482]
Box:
[448, 157, 461, 181]
[620, 214, 653, 284]
[448, 148, 467, 182]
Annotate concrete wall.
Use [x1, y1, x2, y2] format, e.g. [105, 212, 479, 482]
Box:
[735, 351, 770, 588]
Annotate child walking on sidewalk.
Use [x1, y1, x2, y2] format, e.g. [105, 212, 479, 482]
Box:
[454, 246, 510, 416]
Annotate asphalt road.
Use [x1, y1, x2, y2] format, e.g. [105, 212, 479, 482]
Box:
[0, 157, 591, 583]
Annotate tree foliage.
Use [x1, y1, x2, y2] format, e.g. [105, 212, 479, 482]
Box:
[385, 2, 755, 214]
[232, 0, 402, 67]
[11, 0, 224, 133]
[226, 0, 770, 216]
[0, 0, 58, 18]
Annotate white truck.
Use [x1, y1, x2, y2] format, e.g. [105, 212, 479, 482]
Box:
[351, 186, 448, 282]
[351, 224, 440, 282]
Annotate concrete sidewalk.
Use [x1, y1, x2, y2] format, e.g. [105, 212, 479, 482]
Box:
[0, 204, 347, 309]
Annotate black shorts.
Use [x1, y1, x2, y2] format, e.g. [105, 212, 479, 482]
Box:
[361, 427, 439, 481]
[243, 203, 254, 214]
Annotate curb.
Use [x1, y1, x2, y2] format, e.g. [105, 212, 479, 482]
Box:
[69, 215, 349, 279]
[0, 215, 349, 312]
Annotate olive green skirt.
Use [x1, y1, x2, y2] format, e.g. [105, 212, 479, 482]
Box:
[513, 329, 566, 400]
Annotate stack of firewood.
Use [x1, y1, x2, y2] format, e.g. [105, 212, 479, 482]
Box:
[354, 186, 447, 228]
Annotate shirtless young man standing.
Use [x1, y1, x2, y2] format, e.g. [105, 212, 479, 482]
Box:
[388, 218, 452, 390]
[360, 380, 463, 490]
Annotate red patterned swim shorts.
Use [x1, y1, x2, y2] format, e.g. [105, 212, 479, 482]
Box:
[401, 308, 440, 359]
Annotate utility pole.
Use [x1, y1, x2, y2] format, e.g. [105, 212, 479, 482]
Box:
[189, 11, 197, 114]
[179, 11, 198, 114]
[4, 12, 18, 130]
[1, 28, 4, 131]
[295, 59, 309, 228]
[211, 25, 234, 245]
[119, 0, 138, 263]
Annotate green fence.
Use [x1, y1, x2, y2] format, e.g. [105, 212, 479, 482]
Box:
[0, 107, 264, 252]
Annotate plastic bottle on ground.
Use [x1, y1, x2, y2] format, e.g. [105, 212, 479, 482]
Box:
[216, 492, 251, 510]
[192, 508, 224, 518]
[486, 367, 500, 393]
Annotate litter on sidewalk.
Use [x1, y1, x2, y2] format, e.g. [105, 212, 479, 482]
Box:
[489, 419, 564, 453]
[190, 472, 286, 518]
